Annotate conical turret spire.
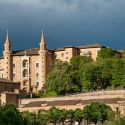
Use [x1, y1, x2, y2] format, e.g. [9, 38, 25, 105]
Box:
[5, 30, 11, 45]
[3, 30, 13, 81]
[40, 30, 46, 50]
[4, 30, 12, 52]
[40, 30, 46, 43]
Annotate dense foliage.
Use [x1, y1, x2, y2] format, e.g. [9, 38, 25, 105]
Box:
[0, 103, 115, 125]
[42, 48, 125, 96]
[0, 105, 24, 125]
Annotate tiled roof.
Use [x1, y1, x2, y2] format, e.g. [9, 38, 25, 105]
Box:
[54, 48, 65, 51]
[23, 98, 125, 108]
[24, 100, 81, 107]
[0, 78, 19, 84]
[24, 101, 46, 107]
[0, 43, 105, 55]
[77, 44, 104, 49]
[0, 56, 3, 59]
[12, 48, 39, 56]
[54, 43, 104, 52]
[1, 91, 19, 94]
[46, 100, 80, 106]
[78, 98, 122, 105]
[12, 48, 54, 56]
[0, 43, 120, 56]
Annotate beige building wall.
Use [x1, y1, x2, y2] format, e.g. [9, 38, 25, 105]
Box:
[18, 90, 125, 114]
[0, 45, 103, 93]
[13, 55, 42, 92]
[46, 51, 54, 73]
[80, 47, 101, 61]
[13, 56, 21, 82]
[55, 47, 79, 62]
[30, 55, 40, 92]
[1, 92, 18, 107]
[0, 59, 4, 78]
[55, 50, 65, 61]
[55, 47, 101, 62]
[3, 53, 13, 80]
[13, 56, 29, 91]
[39, 51, 47, 91]
[0, 32, 105, 93]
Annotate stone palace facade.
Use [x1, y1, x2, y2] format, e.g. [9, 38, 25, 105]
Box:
[0, 32, 103, 93]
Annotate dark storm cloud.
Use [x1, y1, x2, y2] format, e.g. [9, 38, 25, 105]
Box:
[0, 0, 125, 54]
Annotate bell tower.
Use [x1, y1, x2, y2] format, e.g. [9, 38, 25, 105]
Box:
[3, 31, 13, 81]
[38, 30, 47, 90]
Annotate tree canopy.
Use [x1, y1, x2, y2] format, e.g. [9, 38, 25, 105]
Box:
[41, 48, 124, 97]
[96, 48, 120, 61]
[83, 102, 115, 125]
[0, 103, 118, 125]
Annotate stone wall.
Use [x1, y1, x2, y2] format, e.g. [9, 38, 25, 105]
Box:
[18, 90, 125, 114]
[20, 90, 125, 106]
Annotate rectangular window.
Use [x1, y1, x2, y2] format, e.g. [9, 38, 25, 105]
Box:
[35, 82, 39, 88]
[36, 82, 39, 87]
[36, 73, 39, 78]
[36, 63, 39, 67]
[61, 53, 64, 57]
[13, 63, 15, 68]
[13, 73, 15, 78]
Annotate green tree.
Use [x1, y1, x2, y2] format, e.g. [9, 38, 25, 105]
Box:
[58, 109, 67, 125]
[96, 59, 113, 89]
[45, 62, 77, 95]
[37, 109, 49, 125]
[83, 105, 91, 125]
[121, 49, 125, 57]
[47, 107, 61, 125]
[70, 56, 93, 70]
[80, 64, 102, 91]
[70, 70, 82, 92]
[112, 59, 125, 88]
[22, 111, 40, 125]
[70, 56, 93, 92]
[67, 109, 75, 125]
[0, 105, 24, 125]
[97, 48, 119, 61]
[83, 102, 114, 125]
[74, 108, 83, 125]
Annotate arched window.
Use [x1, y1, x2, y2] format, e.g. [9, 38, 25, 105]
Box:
[22, 69, 28, 77]
[35, 82, 39, 88]
[22, 59, 28, 67]
[36, 73, 39, 78]
[23, 80, 28, 86]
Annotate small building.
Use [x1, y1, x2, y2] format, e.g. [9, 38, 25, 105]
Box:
[0, 78, 20, 94]
[1, 92, 19, 107]
[0, 78, 20, 106]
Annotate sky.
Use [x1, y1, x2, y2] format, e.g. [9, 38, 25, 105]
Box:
[0, 0, 125, 55]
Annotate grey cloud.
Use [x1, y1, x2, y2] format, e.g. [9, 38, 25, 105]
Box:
[0, 0, 125, 52]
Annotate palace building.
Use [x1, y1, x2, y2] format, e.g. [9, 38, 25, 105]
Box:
[0, 31, 104, 93]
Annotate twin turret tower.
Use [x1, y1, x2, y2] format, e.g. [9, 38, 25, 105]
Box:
[0, 31, 104, 93]
[3, 32, 13, 81]
[2, 31, 47, 92]
[39, 31, 47, 89]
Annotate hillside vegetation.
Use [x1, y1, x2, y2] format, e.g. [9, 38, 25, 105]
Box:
[38, 48, 125, 97]
[0, 103, 116, 125]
